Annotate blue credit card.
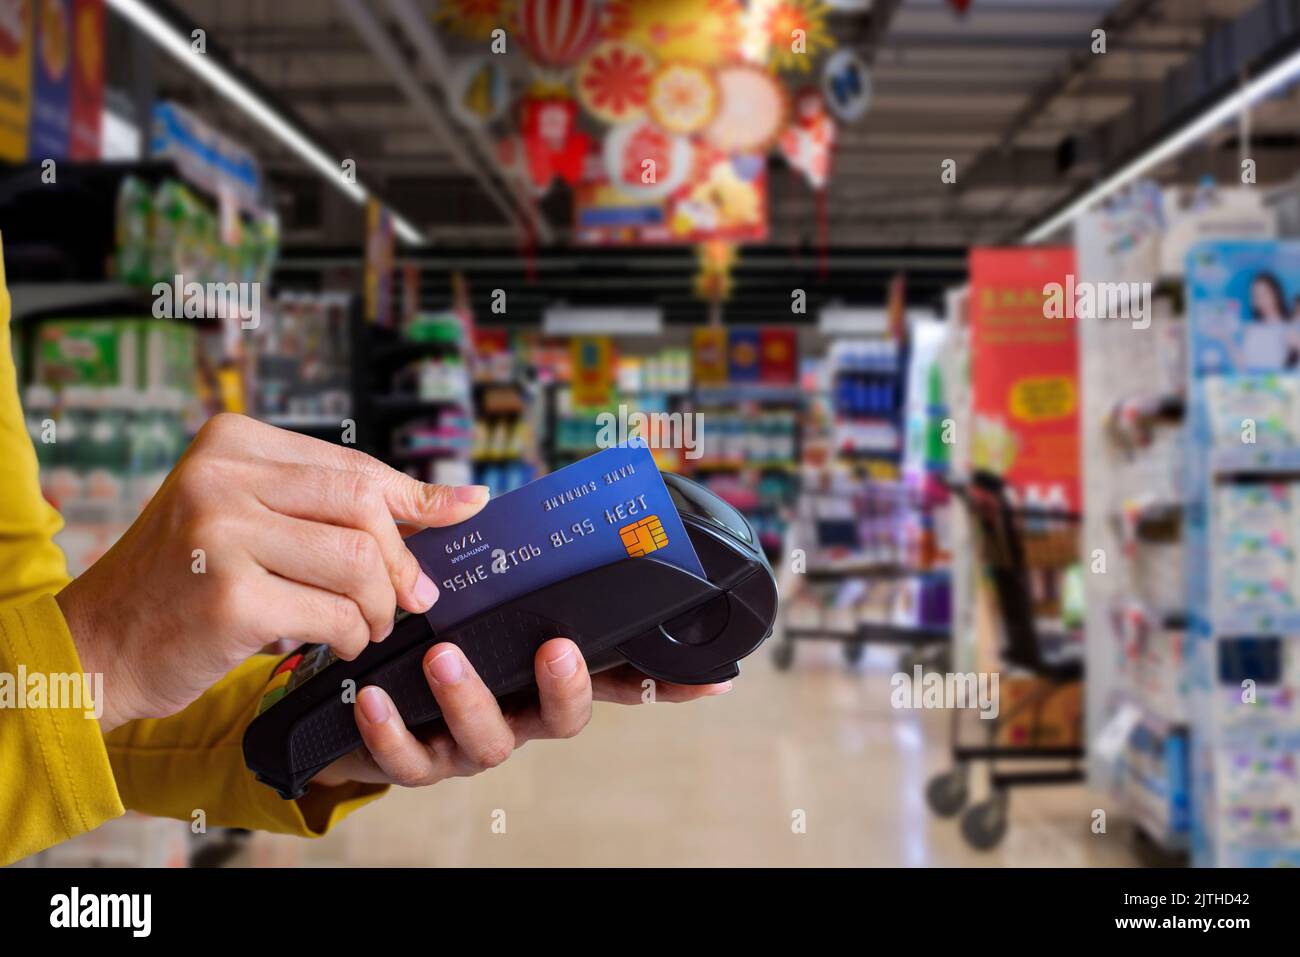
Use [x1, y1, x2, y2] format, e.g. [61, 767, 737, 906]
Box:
[405, 445, 706, 632]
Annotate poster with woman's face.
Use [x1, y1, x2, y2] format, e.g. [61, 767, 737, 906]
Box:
[1187, 242, 1300, 375]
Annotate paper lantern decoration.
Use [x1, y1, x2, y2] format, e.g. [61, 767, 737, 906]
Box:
[603, 119, 693, 200]
[603, 0, 743, 67]
[759, 0, 833, 74]
[577, 40, 656, 123]
[433, 0, 516, 39]
[674, 155, 764, 237]
[520, 95, 592, 193]
[703, 64, 789, 155]
[646, 62, 718, 135]
[694, 242, 737, 304]
[518, 0, 603, 68]
[822, 47, 871, 123]
[447, 57, 511, 128]
[779, 87, 835, 188]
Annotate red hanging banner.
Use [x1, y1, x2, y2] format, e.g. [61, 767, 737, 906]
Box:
[968, 247, 1081, 510]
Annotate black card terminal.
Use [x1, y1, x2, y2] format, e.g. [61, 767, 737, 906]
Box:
[243, 473, 779, 798]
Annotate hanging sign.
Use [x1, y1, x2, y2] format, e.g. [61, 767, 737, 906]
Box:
[969, 247, 1081, 510]
[728, 329, 761, 382]
[29, 0, 71, 158]
[570, 336, 613, 407]
[692, 326, 728, 386]
[646, 61, 718, 135]
[447, 56, 510, 128]
[517, 0, 602, 69]
[576, 40, 655, 124]
[66, 0, 101, 160]
[521, 93, 590, 193]
[822, 47, 871, 123]
[780, 86, 835, 189]
[603, 118, 692, 200]
[703, 63, 788, 154]
[760, 327, 798, 383]
[0, 0, 32, 162]
[604, 0, 742, 67]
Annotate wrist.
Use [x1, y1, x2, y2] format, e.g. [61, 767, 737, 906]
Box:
[55, 582, 135, 732]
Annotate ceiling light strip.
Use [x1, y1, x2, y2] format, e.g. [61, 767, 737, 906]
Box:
[108, 0, 426, 244]
[1023, 44, 1300, 244]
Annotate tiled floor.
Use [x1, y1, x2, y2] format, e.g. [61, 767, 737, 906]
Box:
[243, 644, 1143, 867]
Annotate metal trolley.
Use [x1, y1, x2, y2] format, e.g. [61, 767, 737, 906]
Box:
[926, 471, 1085, 850]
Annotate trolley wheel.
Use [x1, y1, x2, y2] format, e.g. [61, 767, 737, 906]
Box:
[843, 641, 865, 665]
[772, 641, 795, 671]
[925, 767, 968, 818]
[960, 792, 1008, 851]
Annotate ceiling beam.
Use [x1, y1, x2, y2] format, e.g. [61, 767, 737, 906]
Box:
[332, 0, 527, 240]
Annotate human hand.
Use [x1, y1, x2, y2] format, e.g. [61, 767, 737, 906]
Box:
[56, 413, 488, 732]
[312, 639, 732, 788]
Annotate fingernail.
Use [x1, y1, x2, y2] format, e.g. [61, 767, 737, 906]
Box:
[414, 572, 439, 609]
[380, 619, 394, 640]
[545, 647, 577, 678]
[708, 682, 734, 695]
[455, 484, 489, 505]
[359, 686, 390, 724]
[426, 648, 464, 685]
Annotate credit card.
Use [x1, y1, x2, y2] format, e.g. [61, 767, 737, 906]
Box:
[405, 445, 706, 632]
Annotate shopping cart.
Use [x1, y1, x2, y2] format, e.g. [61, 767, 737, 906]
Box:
[925, 470, 1085, 850]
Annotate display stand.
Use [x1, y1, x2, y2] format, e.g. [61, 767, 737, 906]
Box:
[1184, 239, 1300, 868]
[1075, 203, 1190, 855]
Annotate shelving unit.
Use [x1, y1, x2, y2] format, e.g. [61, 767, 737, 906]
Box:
[1184, 240, 1300, 867]
[1076, 205, 1191, 858]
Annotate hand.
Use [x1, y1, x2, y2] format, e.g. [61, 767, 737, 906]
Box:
[56, 413, 489, 732]
[312, 639, 732, 788]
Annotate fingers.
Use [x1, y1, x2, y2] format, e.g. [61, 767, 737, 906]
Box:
[364, 463, 490, 529]
[195, 414, 490, 529]
[352, 686, 441, 786]
[506, 639, 593, 743]
[248, 462, 440, 613]
[247, 511, 397, 642]
[591, 664, 733, 705]
[423, 644, 518, 774]
[260, 575, 372, 660]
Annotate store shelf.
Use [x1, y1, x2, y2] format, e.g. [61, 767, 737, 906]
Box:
[803, 564, 948, 583]
[786, 621, 949, 646]
[687, 459, 800, 474]
[693, 384, 806, 405]
[371, 339, 461, 369]
[370, 395, 466, 421]
[1211, 446, 1300, 476]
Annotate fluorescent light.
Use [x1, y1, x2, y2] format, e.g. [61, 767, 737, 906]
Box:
[108, 0, 426, 242]
[543, 307, 664, 335]
[1023, 43, 1300, 244]
[390, 212, 427, 246]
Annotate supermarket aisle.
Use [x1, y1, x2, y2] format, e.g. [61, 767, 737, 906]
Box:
[242, 644, 1138, 868]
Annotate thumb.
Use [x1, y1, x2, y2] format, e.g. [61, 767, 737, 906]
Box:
[373, 469, 490, 528]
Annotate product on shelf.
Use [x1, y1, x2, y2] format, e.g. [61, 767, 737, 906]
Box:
[25, 316, 198, 576]
[112, 175, 280, 291]
[251, 295, 352, 423]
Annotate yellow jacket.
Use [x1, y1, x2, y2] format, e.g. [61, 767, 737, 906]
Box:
[0, 252, 385, 866]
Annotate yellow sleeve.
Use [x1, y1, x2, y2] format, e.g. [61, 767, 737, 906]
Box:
[0, 594, 124, 866]
[0, 239, 71, 606]
[0, 239, 385, 858]
[105, 655, 387, 835]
